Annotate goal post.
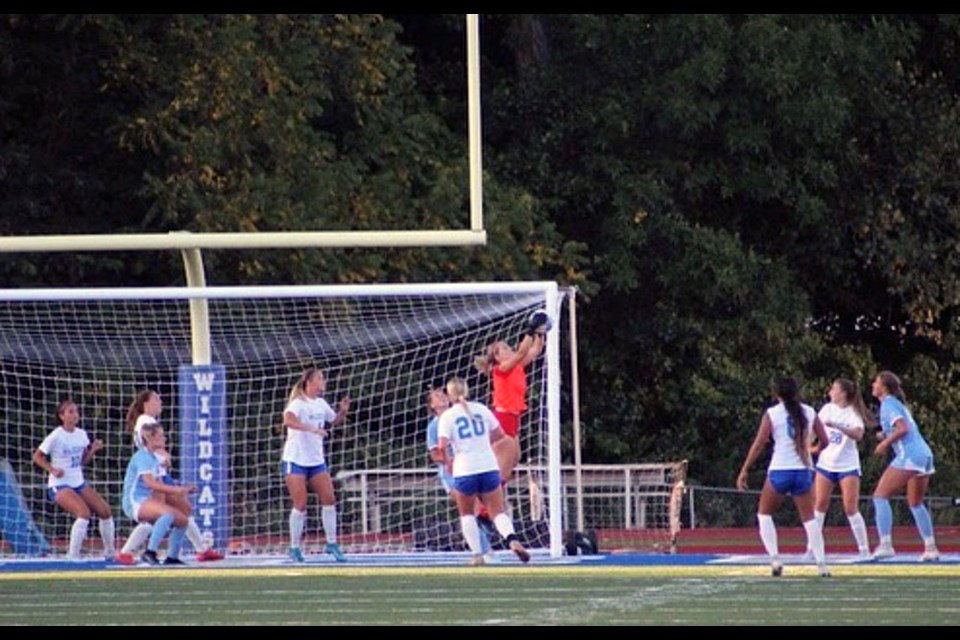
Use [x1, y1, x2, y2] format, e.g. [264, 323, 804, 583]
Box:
[0, 282, 564, 558]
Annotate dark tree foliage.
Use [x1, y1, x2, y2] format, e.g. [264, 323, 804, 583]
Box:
[4, 14, 960, 491]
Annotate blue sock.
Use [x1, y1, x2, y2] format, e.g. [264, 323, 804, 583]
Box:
[478, 523, 491, 554]
[909, 504, 934, 540]
[167, 526, 187, 559]
[148, 514, 174, 552]
[873, 498, 892, 539]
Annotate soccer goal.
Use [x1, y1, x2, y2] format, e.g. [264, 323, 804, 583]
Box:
[0, 282, 566, 558]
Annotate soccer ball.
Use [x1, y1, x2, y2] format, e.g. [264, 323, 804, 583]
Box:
[527, 309, 553, 334]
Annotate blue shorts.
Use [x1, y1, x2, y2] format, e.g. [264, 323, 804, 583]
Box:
[815, 467, 861, 485]
[768, 469, 814, 497]
[282, 461, 329, 480]
[49, 483, 85, 503]
[453, 471, 501, 497]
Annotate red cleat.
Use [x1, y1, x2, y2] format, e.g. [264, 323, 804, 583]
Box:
[114, 552, 137, 566]
[196, 548, 224, 562]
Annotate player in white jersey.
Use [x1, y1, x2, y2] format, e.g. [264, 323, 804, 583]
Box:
[116, 390, 223, 564]
[437, 378, 530, 565]
[737, 378, 831, 577]
[32, 399, 116, 560]
[121, 422, 196, 565]
[870, 371, 939, 561]
[426, 389, 494, 561]
[282, 367, 351, 563]
[810, 379, 872, 560]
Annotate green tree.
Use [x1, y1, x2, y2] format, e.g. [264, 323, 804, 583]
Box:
[401, 14, 960, 488]
[0, 14, 578, 286]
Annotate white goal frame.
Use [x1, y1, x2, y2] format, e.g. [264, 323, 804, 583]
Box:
[0, 281, 565, 558]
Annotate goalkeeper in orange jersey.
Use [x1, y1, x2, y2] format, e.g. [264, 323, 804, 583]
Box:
[475, 311, 548, 482]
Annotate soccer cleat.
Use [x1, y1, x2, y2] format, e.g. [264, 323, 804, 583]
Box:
[857, 548, 873, 562]
[470, 554, 486, 567]
[196, 548, 224, 562]
[920, 547, 941, 563]
[288, 547, 305, 563]
[326, 542, 347, 563]
[771, 561, 783, 577]
[163, 557, 186, 566]
[871, 543, 895, 561]
[817, 564, 832, 578]
[114, 552, 137, 566]
[141, 550, 161, 566]
[509, 540, 531, 564]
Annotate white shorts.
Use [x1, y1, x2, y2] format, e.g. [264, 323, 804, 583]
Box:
[124, 500, 145, 524]
[892, 453, 935, 477]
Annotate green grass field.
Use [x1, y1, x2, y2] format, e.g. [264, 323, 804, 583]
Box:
[2, 566, 960, 625]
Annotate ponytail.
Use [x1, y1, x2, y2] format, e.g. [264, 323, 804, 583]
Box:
[475, 343, 501, 376]
[777, 378, 810, 467]
[288, 368, 319, 404]
[836, 378, 876, 427]
[446, 377, 472, 414]
[126, 390, 155, 433]
[878, 371, 907, 403]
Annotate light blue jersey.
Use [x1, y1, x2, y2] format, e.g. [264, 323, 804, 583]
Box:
[122, 449, 161, 521]
[426, 416, 455, 492]
[880, 396, 935, 475]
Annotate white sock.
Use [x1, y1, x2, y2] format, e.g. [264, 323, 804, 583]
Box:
[757, 514, 779, 560]
[807, 511, 827, 552]
[121, 523, 152, 554]
[804, 518, 826, 565]
[69, 518, 90, 558]
[493, 513, 517, 539]
[924, 536, 938, 550]
[460, 515, 482, 554]
[186, 517, 206, 551]
[322, 506, 338, 545]
[847, 512, 869, 553]
[289, 509, 305, 549]
[99, 518, 116, 555]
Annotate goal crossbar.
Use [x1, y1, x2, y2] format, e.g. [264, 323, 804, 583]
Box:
[0, 282, 558, 302]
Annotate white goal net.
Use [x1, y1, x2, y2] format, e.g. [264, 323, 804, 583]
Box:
[0, 283, 564, 558]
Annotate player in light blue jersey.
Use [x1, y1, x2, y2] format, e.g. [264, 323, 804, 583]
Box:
[738, 378, 831, 577]
[33, 399, 115, 560]
[117, 390, 223, 564]
[425, 389, 493, 560]
[870, 371, 939, 561]
[122, 422, 197, 565]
